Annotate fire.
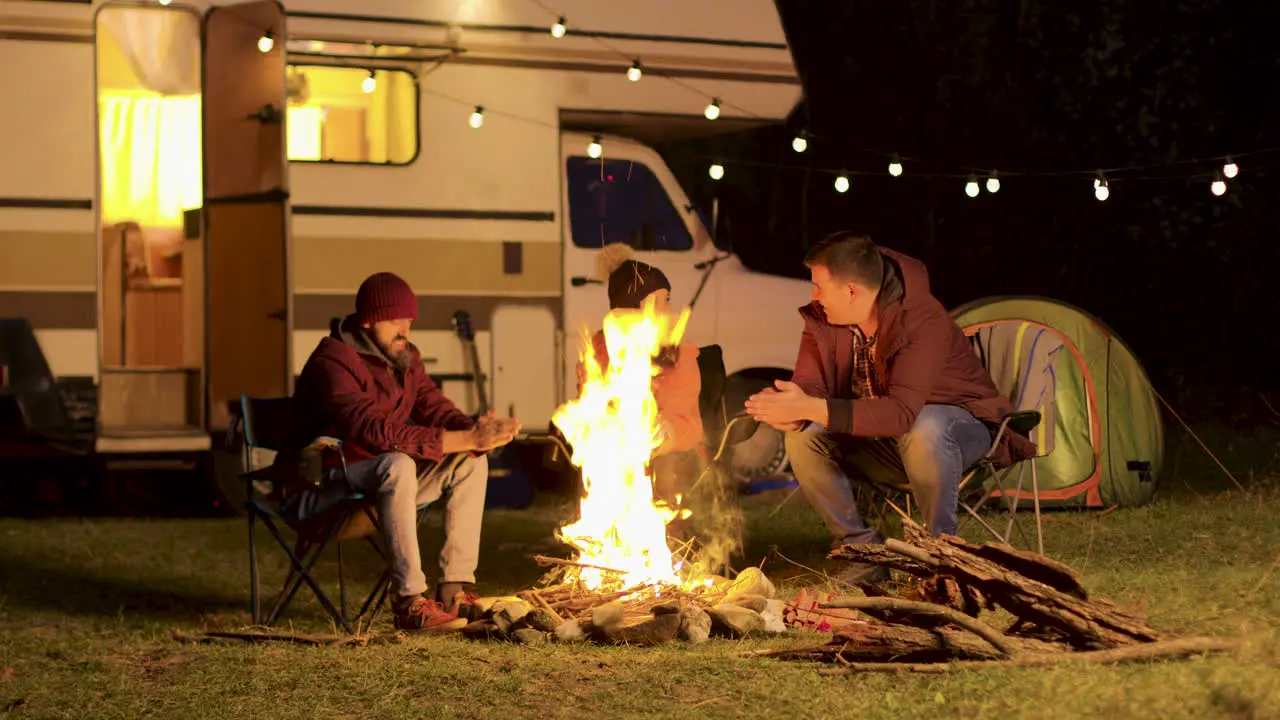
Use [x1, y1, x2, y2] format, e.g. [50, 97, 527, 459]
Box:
[552, 296, 693, 591]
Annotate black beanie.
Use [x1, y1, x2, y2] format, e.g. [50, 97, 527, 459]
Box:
[607, 259, 671, 310]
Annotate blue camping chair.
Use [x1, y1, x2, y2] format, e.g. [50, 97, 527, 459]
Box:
[232, 393, 407, 633]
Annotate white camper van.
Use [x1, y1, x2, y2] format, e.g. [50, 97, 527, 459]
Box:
[0, 0, 809, 478]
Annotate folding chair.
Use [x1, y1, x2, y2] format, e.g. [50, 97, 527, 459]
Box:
[232, 393, 399, 634]
[957, 410, 1045, 554]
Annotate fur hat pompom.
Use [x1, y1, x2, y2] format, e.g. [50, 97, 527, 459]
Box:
[595, 242, 636, 282]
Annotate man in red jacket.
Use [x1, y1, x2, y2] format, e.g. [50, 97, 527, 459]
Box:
[746, 233, 1034, 583]
[277, 272, 519, 630]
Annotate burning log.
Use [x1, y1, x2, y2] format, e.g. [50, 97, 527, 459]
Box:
[747, 516, 1235, 672]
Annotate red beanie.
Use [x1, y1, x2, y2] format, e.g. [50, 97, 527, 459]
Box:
[356, 272, 419, 324]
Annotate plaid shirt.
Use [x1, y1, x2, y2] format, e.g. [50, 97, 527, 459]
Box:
[850, 326, 880, 399]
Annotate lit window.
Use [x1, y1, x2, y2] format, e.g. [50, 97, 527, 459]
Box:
[286, 65, 419, 165]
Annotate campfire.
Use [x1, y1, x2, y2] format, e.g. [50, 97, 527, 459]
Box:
[461, 296, 786, 646]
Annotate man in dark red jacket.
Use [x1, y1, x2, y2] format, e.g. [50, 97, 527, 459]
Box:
[275, 272, 519, 630]
[746, 233, 1034, 582]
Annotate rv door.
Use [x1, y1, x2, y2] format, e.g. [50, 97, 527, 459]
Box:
[202, 0, 291, 429]
[560, 133, 716, 397]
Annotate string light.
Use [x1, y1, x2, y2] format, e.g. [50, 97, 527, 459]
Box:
[834, 174, 850, 193]
[792, 133, 807, 153]
[888, 154, 903, 177]
[627, 60, 642, 82]
[704, 99, 721, 121]
[257, 31, 274, 53]
[1223, 157, 1239, 179]
[964, 174, 979, 198]
[361, 71, 376, 94]
[986, 171, 1000, 193]
[551, 16, 566, 38]
[469, 106, 484, 129]
[158, 0, 171, 5]
[587, 135, 603, 159]
[1094, 173, 1110, 201]
[709, 163, 724, 180]
[1211, 172, 1227, 196]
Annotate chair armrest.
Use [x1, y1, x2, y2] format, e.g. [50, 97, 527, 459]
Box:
[301, 436, 347, 485]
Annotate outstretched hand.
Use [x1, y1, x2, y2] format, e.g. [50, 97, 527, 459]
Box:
[744, 380, 820, 432]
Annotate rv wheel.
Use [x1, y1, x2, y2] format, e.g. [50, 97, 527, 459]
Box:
[722, 371, 793, 483]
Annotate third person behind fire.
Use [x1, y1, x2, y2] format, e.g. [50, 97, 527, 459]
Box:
[576, 243, 705, 531]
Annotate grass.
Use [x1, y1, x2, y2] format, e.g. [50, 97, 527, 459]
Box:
[3, 477, 1280, 719]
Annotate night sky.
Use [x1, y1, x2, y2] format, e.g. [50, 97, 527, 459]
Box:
[659, 0, 1280, 425]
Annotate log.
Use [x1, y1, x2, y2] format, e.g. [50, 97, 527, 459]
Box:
[955, 539, 1088, 600]
[813, 636, 1238, 675]
[827, 544, 936, 577]
[826, 624, 1012, 663]
[820, 597, 1019, 657]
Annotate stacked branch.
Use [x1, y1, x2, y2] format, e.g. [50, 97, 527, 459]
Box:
[748, 516, 1236, 672]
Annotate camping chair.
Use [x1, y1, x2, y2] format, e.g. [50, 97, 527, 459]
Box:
[956, 410, 1045, 554]
[232, 393, 404, 634]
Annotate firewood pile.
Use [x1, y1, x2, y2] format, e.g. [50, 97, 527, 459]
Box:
[459, 561, 789, 647]
[747, 517, 1237, 673]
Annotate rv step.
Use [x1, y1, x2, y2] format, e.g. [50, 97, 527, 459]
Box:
[95, 426, 210, 454]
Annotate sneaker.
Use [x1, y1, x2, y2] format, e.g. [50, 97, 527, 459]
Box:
[435, 583, 480, 619]
[393, 596, 467, 632]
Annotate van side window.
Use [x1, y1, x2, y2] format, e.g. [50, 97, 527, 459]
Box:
[566, 156, 693, 251]
[285, 65, 419, 165]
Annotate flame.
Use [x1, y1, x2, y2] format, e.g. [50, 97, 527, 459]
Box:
[552, 296, 692, 591]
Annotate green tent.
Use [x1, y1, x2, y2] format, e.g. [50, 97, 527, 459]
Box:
[951, 296, 1164, 508]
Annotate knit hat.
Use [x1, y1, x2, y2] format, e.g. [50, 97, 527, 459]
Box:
[355, 272, 419, 324]
[596, 243, 671, 310]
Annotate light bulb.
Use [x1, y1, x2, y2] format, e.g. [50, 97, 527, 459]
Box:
[587, 136, 603, 159]
[158, 0, 171, 5]
[551, 16, 566, 38]
[361, 73, 376, 94]
[986, 171, 1000, 193]
[1223, 158, 1239, 178]
[257, 32, 274, 53]
[888, 154, 903, 177]
[1211, 177, 1226, 196]
[1095, 178, 1110, 201]
[792, 135, 807, 153]
[704, 99, 721, 120]
[469, 106, 484, 129]
[964, 174, 979, 198]
[834, 175, 849, 193]
[627, 60, 642, 82]
[708, 163, 724, 180]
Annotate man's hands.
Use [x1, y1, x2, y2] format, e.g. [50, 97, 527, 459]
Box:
[473, 410, 520, 452]
[744, 380, 827, 432]
[442, 410, 521, 455]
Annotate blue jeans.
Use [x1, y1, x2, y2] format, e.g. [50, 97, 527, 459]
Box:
[784, 405, 992, 545]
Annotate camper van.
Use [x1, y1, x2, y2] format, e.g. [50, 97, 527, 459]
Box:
[0, 0, 808, 480]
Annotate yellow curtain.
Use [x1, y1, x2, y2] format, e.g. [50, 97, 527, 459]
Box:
[365, 69, 416, 164]
[99, 92, 202, 228]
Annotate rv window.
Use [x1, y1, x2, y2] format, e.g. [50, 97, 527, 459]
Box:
[566, 157, 693, 251]
[285, 65, 419, 165]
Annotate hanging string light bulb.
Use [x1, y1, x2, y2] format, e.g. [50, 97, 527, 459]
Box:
[361, 71, 376, 94]
[709, 163, 724, 180]
[888, 153, 903, 177]
[792, 133, 808, 153]
[551, 16, 566, 38]
[469, 106, 484, 129]
[704, 99, 721, 120]
[986, 170, 1000, 193]
[627, 60, 642, 82]
[834, 174, 850, 193]
[257, 31, 274, 53]
[587, 135, 603, 159]
[964, 174, 979, 198]
[1094, 173, 1110, 201]
[1223, 156, 1239, 179]
[1211, 172, 1227, 196]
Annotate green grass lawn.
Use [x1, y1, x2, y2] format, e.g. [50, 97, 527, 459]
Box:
[3, 478, 1280, 719]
